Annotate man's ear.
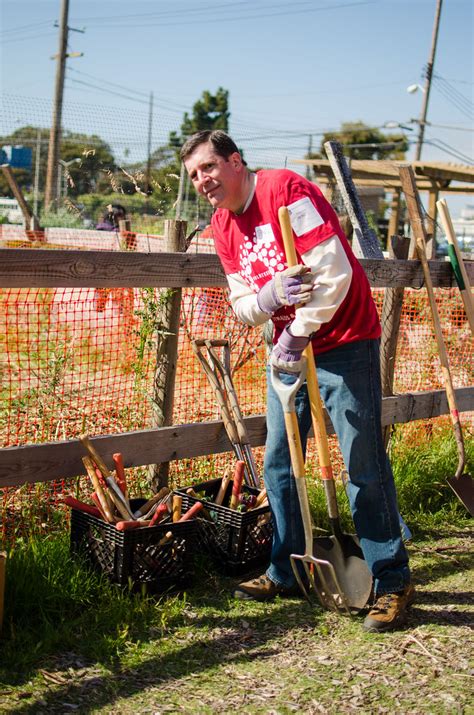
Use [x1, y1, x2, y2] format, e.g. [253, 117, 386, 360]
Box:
[230, 152, 243, 170]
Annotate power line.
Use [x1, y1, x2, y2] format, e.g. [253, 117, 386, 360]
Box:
[66, 78, 189, 116]
[0, 20, 52, 36]
[423, 137, 473, 164]
[73, 0, 375, 29]
[432, 76, 474, 120]
[2, 30, 57, 45]
[68, 67, 150, 98]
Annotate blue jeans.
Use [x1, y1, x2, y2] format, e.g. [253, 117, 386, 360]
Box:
[264, 338, 410, 596]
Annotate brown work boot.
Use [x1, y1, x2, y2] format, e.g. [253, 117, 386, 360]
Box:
[363, 584, 415, 632]
[233, 573, 302, 601]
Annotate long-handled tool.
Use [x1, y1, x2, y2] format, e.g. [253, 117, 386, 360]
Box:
[204, 339, 260, 487]
[400, 167, 474, 515]
[273, 206, 373, 613]
[436, 198, 474, 336]
[191, 339, 259, 487]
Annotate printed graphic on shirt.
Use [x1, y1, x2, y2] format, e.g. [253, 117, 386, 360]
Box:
[239, 237, 286, 291]
[255, 223, 275, 244]
[287, 196, 324, 236]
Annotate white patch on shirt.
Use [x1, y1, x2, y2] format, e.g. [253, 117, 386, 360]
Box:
[287, 196, 324, 236]
[254, 223, 275, 243]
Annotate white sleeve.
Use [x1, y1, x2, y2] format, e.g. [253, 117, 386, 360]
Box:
[226, 272, 270, 326]
[289, 235, 353, 337]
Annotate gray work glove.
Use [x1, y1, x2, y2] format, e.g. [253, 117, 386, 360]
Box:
[270, 326, 310, 374]
[257, 265, 315, 315]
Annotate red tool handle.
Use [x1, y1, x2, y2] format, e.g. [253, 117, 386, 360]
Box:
[178, 501, 203, 522]
[90, 492, 108, 521]
[230, 460, 245, 509]
[64, 496, 101, 518]
[148, 502, 169, 527]
[116, 519, 151, 531]
[112, 452, 128, 497]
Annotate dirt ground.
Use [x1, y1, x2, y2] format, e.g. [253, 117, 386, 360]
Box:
[1, 528, 473, 714]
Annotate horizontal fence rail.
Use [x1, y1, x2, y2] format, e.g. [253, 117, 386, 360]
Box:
[0, 249, 473, 289]
[0, 387, 472, 488]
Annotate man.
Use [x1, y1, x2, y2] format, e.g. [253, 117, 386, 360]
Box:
[182, 130, 414, 632]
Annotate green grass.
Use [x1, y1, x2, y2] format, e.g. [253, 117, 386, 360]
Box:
[0, 427, 472, 705]
[1, 534, 188, 679]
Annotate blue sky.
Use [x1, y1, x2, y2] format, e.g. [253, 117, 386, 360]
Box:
[1, 0, 473, 214]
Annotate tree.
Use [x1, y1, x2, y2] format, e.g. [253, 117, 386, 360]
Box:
[0, 126, 116, 199]
[169, 87, 230, 152]
[309, 121, 409, 162]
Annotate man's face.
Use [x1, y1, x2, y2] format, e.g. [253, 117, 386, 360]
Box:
[184, 142, 245, 212]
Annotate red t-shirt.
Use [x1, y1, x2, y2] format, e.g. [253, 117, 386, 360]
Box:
[211, 169, 380, 354]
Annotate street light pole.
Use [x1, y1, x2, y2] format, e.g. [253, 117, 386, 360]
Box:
[414, 0, 443, 161]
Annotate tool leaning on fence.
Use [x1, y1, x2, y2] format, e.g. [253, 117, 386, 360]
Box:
[191, 338, 260, 488]
[399, 167, 474, 516]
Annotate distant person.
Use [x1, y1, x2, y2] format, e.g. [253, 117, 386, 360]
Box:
[96, 204, 127, 231]
[94, 204, 128, 311]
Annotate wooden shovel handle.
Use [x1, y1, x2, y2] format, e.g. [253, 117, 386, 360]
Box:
[278, 207, 334, 481]
[82, 456, 115, 522]
[80, 434, 111, 478]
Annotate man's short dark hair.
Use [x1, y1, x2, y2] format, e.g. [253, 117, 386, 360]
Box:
[180, 130, 247, 165]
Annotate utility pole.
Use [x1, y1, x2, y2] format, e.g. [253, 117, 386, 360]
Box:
[44, 0, 69, 209]
[145, 91, 154, 206]
[306, 134, 313, 180]
[414, 0, 443, 161]
[44, 0, 84, 209]
[33, 130, 42, 216]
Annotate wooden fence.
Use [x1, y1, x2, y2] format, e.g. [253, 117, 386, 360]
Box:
[0, 247, 473, 490]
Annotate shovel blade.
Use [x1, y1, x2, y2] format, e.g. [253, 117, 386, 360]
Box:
[447, 472, 474, 516]
[311, 534, 373, 611]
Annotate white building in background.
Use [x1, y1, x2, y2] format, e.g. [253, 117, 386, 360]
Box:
[445, 204, 474, 255]
[452, 205, 474, 238]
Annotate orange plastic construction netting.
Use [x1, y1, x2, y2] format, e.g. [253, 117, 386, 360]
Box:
[0, 225, 472, 542]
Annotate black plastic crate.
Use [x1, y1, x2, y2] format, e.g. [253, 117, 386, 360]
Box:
[70, 498, 196, 592]
[176, 478, 273, 576]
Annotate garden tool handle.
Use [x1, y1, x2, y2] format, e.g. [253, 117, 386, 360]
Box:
[204, 340, 260, 487]
[436, 198, 474, 335]
[82, 456, 115, 523]
[278, 206, 339, 518]
[270, 361, 313, 553]
[399, 167, 465, 478]
[80, 434, 112, 479]
[191, 342, 240, 445]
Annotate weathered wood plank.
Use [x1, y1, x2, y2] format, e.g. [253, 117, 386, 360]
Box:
[0, 387, 472, 488]
[0, 249, 472, 288]
[0, 250, 227, 288]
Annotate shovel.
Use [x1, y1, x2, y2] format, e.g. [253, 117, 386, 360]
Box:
[400, 167, 474, 516]
[274, 206, 373, 613]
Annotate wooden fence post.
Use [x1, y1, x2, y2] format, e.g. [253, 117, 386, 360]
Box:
[148, 219, 187, 489]
[119, 219, 137, 251]
[380, 235, 410, 447]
